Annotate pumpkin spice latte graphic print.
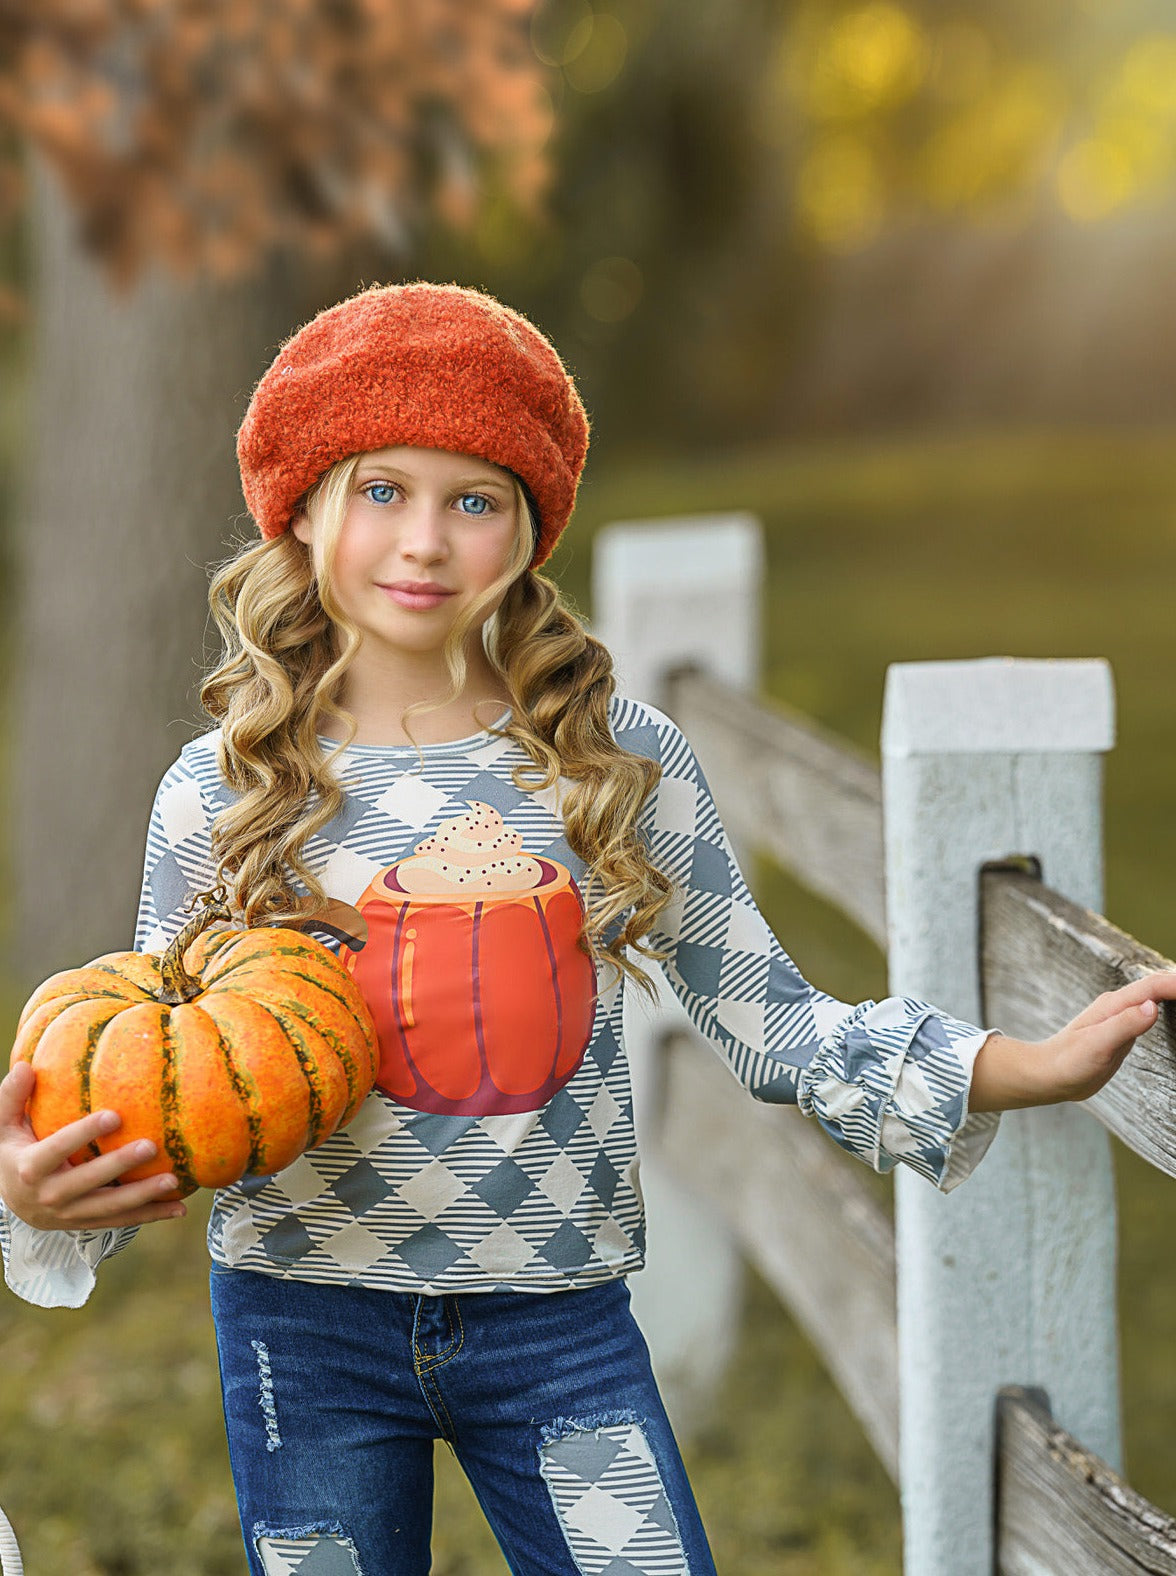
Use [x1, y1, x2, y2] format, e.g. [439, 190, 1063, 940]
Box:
[338, 802, 597, 1114]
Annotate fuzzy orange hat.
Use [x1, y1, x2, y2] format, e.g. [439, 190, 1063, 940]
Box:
[236, 281, 590, 568]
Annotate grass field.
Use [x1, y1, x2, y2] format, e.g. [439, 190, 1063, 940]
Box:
[1, 426, 1174, 1572]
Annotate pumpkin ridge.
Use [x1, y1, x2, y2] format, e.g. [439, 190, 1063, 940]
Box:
[217, 952, 351, 990]
[176, 925, 245, 987]
[72, 983, 156, 1007]
[212, 979, 363, 1117]
[248, 998, 327, 1147]
[86, 958, 160, 989]
[194, 992, 312, 1175]
[73, 1000, 133, 1160]
[196, 934, 337, 987]
[202, 939, 375, 1041]
[185, 927, 242, 970]
[217, 957, 370, 1029]
[19, 976, 155, 1030]
[215, 958, 378, 1083]
[89, 977, 155, 996]
[14, 994, 118, 1060]
[155, 1007, 198, 1193]
[205, 1012, 268, 1175]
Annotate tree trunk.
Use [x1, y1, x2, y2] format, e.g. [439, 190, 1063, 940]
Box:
[7, 154, 379, 984]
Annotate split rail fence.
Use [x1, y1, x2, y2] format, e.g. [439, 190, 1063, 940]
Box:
[594, 514, 1176, 1576]
[3, 515, 1170, 1576]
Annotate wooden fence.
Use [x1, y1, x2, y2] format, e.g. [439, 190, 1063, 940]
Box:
[593, 515, 1176, 1575]
[3, 515, 1167, 1576]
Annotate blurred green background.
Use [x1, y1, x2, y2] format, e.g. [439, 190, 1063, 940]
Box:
[1, 1, 1175, 1570]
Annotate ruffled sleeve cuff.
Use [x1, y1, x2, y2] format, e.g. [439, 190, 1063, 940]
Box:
[797, 997, 1002, 1193]
[1, 1205, 138, 1309]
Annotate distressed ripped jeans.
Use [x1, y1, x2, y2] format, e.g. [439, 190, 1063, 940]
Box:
[209, 1266, 718, 1576]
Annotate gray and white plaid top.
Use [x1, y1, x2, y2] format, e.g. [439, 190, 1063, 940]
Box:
[1, 694, 1000, 1308]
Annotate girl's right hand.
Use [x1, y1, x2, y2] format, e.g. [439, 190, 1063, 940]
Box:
[0, 1060, 187, 1231]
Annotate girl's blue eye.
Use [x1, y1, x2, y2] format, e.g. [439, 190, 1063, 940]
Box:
[366, 482, 397, 505]
[458, 493, 492, 516]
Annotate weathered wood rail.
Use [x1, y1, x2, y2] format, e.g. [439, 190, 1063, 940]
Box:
[665, 663, 1176, 1169]
[997, 1388, 1176, 1575]
[657, 1036, 899, 1475]
[653, 660, 1176, 1574]
[663, 666, 887, 946]
[982, 868, 1176, 1178]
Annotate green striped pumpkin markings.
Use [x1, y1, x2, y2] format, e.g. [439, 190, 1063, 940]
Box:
[11, 899, 379, 1195]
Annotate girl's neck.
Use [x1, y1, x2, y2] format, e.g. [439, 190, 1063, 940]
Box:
[322, 646, 511, 747]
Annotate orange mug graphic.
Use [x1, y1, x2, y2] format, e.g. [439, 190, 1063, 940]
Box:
[335, 803, 597, 1115]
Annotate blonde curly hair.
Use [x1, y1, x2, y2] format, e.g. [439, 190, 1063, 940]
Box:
[199, 454, 675, 995]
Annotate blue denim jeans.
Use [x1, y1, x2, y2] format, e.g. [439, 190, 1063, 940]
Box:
[209, 1266, 718, 1575]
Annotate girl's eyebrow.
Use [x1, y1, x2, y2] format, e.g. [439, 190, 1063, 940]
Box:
[355, 461, 511, 490]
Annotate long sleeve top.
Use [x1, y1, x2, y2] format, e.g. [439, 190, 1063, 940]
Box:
[1, 695, 1001, 1308]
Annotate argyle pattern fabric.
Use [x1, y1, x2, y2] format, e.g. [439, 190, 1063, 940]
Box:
[540, 1421, 691, 1574]
[255, 1533, 361, 1575]
[1, 694, 1000, 1308]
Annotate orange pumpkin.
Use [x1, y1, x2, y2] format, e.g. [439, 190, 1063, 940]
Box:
[339, 857, 597, 1116]
[10, 900, 379, 1197]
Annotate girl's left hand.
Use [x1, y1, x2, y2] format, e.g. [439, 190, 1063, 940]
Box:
[969, 970, 1176, 1113]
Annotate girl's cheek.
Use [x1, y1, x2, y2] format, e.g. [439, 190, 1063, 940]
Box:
[477, 526, 520, 571]
[333, 521, 382, 569]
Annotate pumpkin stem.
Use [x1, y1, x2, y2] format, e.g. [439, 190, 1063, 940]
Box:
[158, 900, 233, 1005]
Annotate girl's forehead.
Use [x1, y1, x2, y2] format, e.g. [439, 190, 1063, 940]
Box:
[355, 446, 512, 484]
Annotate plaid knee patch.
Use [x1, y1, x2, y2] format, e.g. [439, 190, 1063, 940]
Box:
[255, 1531, 362, 1575]
[539, 1420, 691, 1574]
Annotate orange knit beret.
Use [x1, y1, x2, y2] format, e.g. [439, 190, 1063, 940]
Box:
[236, 281, 590, 568]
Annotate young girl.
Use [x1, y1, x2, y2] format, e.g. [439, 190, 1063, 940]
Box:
[1, 281, 1173, 1576]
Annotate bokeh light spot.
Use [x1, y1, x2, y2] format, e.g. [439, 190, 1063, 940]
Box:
[564, 13, 628, 94]
[1115, 35, 1176, 119]
[919, 63, 1064, 210]
[580, 255, 643, 322]
[1057, 137, 1138, 221]
[797, 134, 885, 251]
[809, 3, 929, 119]
[530, 0, 595, 68]
[562, 15, 596, 67]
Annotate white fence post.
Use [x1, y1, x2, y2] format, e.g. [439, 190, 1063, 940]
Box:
[882, 657, 1120, 1576]
[592, 512, 762, 1434]
[0, 1504, 22, 1576]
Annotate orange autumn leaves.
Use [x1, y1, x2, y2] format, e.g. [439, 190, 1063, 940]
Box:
[0, 0, 553, 298]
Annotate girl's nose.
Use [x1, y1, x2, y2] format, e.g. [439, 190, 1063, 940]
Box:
[398, 499, 450, 560]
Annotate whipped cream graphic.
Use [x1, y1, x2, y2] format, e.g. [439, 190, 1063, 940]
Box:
[393, 801, 544, 895]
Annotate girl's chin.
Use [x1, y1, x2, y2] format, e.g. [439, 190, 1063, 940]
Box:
[353, 600, 461, 638]
[362, 630, 454, 659]
[352, 616, 488, 662]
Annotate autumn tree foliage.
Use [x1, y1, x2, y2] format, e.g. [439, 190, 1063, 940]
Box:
[0, 0, 553, 305]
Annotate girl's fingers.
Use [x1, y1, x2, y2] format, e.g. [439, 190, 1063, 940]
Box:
[4, 1164, 187, 1231]
[7, 1105, 124, 1181]
[35, 1137, 177, 1207]
[52, 1174, 188, 1229]
[1112, 973, 1176, 1014]
[0, 1066, 188, 1229]
[1, 1064, 128, 1176]
[1085, 999, 1152, 1051]
[0, 1061, 36, 1127]
[1067, 972, 1176, 1033]
[1068, 1001, 1155, 1093]
[1097, 999, 1156, 1058]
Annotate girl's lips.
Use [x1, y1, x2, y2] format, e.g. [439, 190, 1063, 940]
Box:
[379, 584, 455, 610]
